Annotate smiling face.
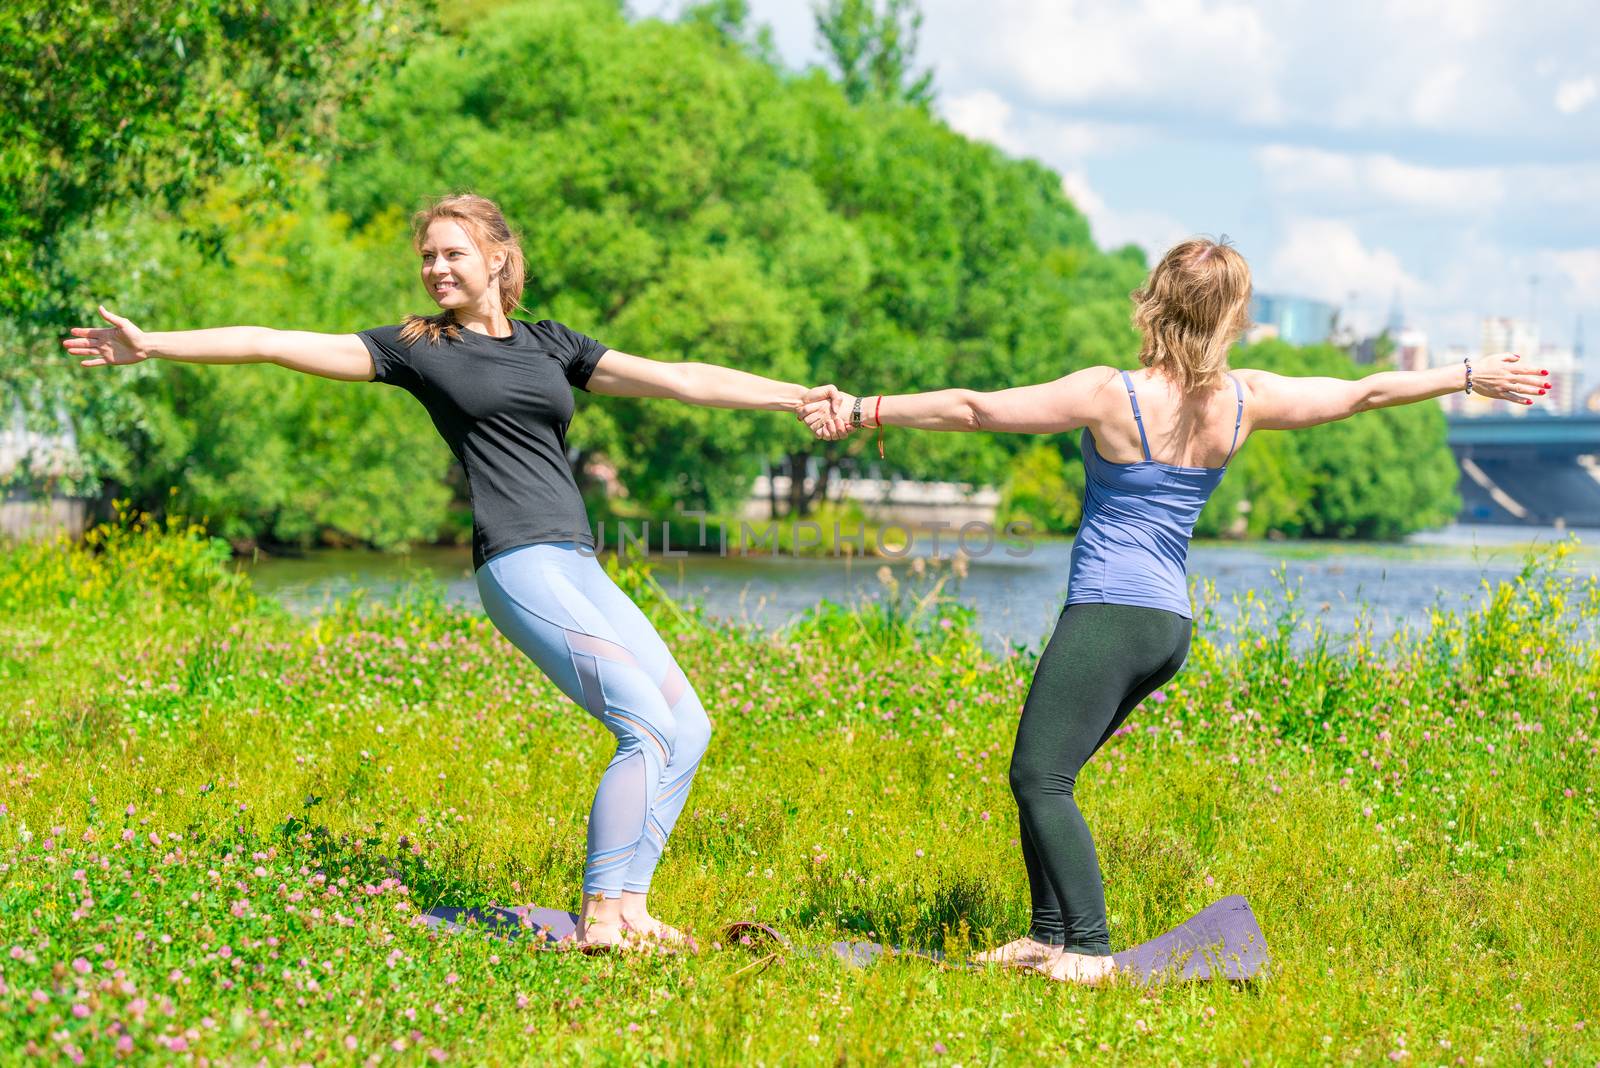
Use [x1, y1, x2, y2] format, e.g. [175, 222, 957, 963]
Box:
[418, 218, 507, 312]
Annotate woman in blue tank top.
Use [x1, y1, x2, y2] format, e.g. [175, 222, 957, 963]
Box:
[799, 237, 1548, 983]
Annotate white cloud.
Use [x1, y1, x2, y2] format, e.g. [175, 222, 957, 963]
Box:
[1313, 231, 1598, 352]
[1255, 145, 1360, 192]
[1551, 249, 1600, 298]
[1370, 0, 1496, 40]
[1256, 146, 1505, 213]
[941, 90, 1145, 162]
[1038, 119, 1134, 159]
[1059, 171, 1106, 219]
[738, 0, 1600, 352]
[1526, 163, 1600, 206]
[1406, 63, 1468, 126]
[744, 0, 1597, 144]
[1264, 219, 1422, 331]
[967, 0, 1283, 122]
[1255, 147, 1600, 223]
[942, 90, 1024, 155]
[939, 91, 1185, 256]
[1366, 154, 1504, 209]
[1556, 76, 1598, 115]
[1060, 171, 1192, 256]
[899, 0, 1600, 145]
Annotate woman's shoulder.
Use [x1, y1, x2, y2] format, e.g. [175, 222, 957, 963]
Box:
[1060, 365, 1125, 392]
[518, 318, 587, 341]
[1228, 367, 1277, 398]
[515, 318, 606, 358]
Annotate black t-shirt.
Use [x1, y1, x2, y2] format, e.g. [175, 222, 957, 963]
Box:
[358, 318, 608, 570]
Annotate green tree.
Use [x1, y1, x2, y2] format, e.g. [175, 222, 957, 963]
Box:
[681, 0, 780, 64]
[58, 190, 455, 550]
[171, 0, 1168, 534]
[997, 441, 1084, 536]
[34, 0, 1460, 548]
[1209, 339, 1461, 539]
[0, 0, 430, 496]
[814, 0, 935, 107]
[1194, 429, 1306, 538]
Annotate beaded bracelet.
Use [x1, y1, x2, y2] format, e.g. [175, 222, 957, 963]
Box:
[1463, 356, 1474, 395]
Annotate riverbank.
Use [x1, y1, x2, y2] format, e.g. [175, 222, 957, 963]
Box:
[0, 520, 1595, 1063]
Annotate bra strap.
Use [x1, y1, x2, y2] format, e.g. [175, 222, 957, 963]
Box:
[1120, 371, 1153, 462]
[1223, 373, 1244, 466]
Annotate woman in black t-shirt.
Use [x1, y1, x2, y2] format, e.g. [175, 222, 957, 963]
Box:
[64, 193, 841, 950]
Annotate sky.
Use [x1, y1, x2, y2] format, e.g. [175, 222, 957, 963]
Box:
[660, 0, 1598, 360]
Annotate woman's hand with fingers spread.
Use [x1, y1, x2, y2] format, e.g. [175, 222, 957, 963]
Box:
[1472, 352, 1549, 406]
[62, 305, 153, 367]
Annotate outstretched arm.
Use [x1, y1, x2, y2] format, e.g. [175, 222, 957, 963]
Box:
[583, 349, 816, 414]
[798, 366, 1118, 436]
[64, 305, 375, 382]
[1239, 352, 1546, 431]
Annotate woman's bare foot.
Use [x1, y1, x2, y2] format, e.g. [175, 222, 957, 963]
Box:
[618, 892, 694, 951]
[974, 936, 1059, 968]
[621, 912, 689, 942]
[577, 893, 626, 949]
[1035, 950, 1117, 986]
[576, 916, 626, 951]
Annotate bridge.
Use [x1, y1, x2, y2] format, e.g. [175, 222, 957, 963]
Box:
[1445, 415, 1600, 527]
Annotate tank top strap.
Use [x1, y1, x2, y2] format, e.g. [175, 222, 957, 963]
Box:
[1223, 373, 1244, 466]
[1120, 370, 1153, 462]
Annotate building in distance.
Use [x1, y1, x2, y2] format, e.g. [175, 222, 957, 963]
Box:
[1248, 293, 1338, 347]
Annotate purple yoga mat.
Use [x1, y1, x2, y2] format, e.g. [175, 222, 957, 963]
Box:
[1110, 895, 1269, 983]
[724, 922, 947, 967]
[419, 904, 580, 943]
[725, 895, 1270, 984]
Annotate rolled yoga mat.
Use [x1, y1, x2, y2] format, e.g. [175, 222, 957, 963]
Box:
[724, 896, 1270, 984]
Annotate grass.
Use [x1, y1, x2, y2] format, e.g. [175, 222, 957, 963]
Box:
[594, 500, 908, 558]
[0, 510, 1596, 1065]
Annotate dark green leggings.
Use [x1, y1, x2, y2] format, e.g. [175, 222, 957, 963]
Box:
[1009, 602, 1192, 955]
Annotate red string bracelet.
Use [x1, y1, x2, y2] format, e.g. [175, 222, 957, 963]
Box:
[874, 395, 884, 458]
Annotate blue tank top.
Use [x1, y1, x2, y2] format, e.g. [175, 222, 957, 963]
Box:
[1065, 370, 1243, 619]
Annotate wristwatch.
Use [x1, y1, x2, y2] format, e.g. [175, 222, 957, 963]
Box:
[851, 395, 863, 428]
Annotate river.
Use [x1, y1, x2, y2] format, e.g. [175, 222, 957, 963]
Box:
[242, 524, 1599, 653]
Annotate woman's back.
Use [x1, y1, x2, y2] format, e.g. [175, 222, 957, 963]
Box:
[1066, 367, 1245, 619]
[1085, 367, 1249, 469]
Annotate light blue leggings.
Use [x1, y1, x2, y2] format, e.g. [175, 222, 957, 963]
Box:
[475, 542, 712, 898]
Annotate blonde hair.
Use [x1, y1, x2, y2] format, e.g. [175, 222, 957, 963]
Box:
[398, 193, 528, 345]
[1130, 236, 1252, 393]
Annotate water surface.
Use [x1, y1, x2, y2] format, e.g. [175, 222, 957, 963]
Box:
[244, 525, 1599, 653]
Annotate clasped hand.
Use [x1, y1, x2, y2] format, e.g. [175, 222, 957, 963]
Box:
[797, 384, 860, 441]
